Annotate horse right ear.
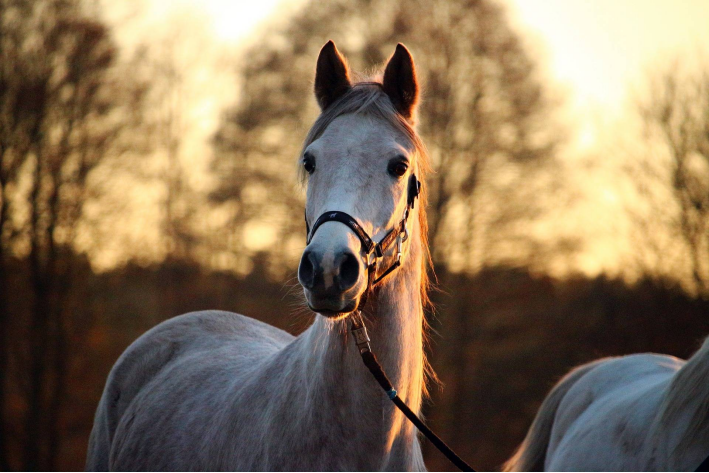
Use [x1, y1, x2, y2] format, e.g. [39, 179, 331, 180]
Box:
[314, 40, 352, 111]
[382, 43, 419, 121]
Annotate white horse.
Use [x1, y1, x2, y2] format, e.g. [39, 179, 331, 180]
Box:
[504, 337, 709, 471]
[86, 41, 435, 471]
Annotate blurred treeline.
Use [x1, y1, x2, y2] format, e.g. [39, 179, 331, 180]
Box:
[1, 0, 708, 471]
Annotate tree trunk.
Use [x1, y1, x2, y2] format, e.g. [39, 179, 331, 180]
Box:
[23, 152, 51, 472]
[24, 267, 51, 471]
[46, 261, 73, 470]
[428, 162, 448, 261]
[0, 183, 10, 471]
[689, 235, 706, 296]
[0, 13, 11, 454]
[33, 156, 65, 470]
[448, 251, 475, 442]
[46, 318, 67, 471]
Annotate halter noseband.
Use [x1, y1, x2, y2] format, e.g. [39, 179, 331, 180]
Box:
[304, 173, 421, 311]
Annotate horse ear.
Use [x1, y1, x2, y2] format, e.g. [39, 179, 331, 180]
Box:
[314, 40, 352, 111]
[382, 43, 419, 121]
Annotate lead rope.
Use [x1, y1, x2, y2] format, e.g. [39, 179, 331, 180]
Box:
[349, 311, 476, 472]
[304, 174, 473, 470]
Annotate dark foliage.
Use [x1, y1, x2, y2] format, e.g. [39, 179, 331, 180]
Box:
[5, 253, 708, 470]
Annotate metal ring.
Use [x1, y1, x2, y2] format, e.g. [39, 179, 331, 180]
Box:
[401, 227, 409, 242]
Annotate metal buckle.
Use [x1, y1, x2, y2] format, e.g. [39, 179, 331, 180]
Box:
[396, 236, 403, 264]
[365, 251, 376, 268]
[351, 325, 371, 353]
[395, 227, 408, 264]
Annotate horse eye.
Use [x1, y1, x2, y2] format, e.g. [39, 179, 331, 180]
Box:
[388, 161, 408, 178]
[303, 154, 315, 174]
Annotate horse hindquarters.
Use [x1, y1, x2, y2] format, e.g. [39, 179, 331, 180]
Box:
[85, 393, 112, 471]
[503, 361, 605, 472]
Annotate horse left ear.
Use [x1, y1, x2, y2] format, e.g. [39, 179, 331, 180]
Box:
[382, 43, 419, 121]
[314, 40, 352, 111]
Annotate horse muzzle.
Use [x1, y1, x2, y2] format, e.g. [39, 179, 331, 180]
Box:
[298, 247, 364, 317]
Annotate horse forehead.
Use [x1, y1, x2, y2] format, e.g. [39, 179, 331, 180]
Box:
[315, 114, 408, 159]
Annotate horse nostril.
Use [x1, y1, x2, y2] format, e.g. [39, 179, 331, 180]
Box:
[338, 251, 360, 291]
[298, 250, 317, 290]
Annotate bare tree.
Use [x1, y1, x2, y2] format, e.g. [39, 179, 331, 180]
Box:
[629, 59, 709, 295]
[0, 0, 147, 469]
[0, 2, 54, 466]
[211, 0, 565, 276]
[147, 27, 203, 263]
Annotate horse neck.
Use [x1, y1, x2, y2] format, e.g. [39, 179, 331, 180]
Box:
[299, 220, 426, 452]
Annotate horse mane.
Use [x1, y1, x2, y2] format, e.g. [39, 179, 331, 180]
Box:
[657, 336, 709, 458]
[298, 79, 438, 391]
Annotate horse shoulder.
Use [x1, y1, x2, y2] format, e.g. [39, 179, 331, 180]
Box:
[86, 310, 293, 471]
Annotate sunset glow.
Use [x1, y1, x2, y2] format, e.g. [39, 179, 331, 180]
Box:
[199, 0, 288, 43]
[506, 0, 709, 111]
[98, 0, 709, 277]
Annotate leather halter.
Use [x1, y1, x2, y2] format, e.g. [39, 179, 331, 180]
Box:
[304, 173, 421, 310]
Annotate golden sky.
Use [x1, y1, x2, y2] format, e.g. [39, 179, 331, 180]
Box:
[168, 0, 709, 153]
[505, 0, 709, 155]
[507, 0, 709, 108]
[505, 0, 709, 278]
[127, 0, 709, 155]
[171, 0, 709, 111]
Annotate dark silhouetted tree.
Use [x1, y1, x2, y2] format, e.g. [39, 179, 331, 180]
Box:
[628, 58, 709, 295]
[211, 0, 567, 275]
[0, 0, 147, 469]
